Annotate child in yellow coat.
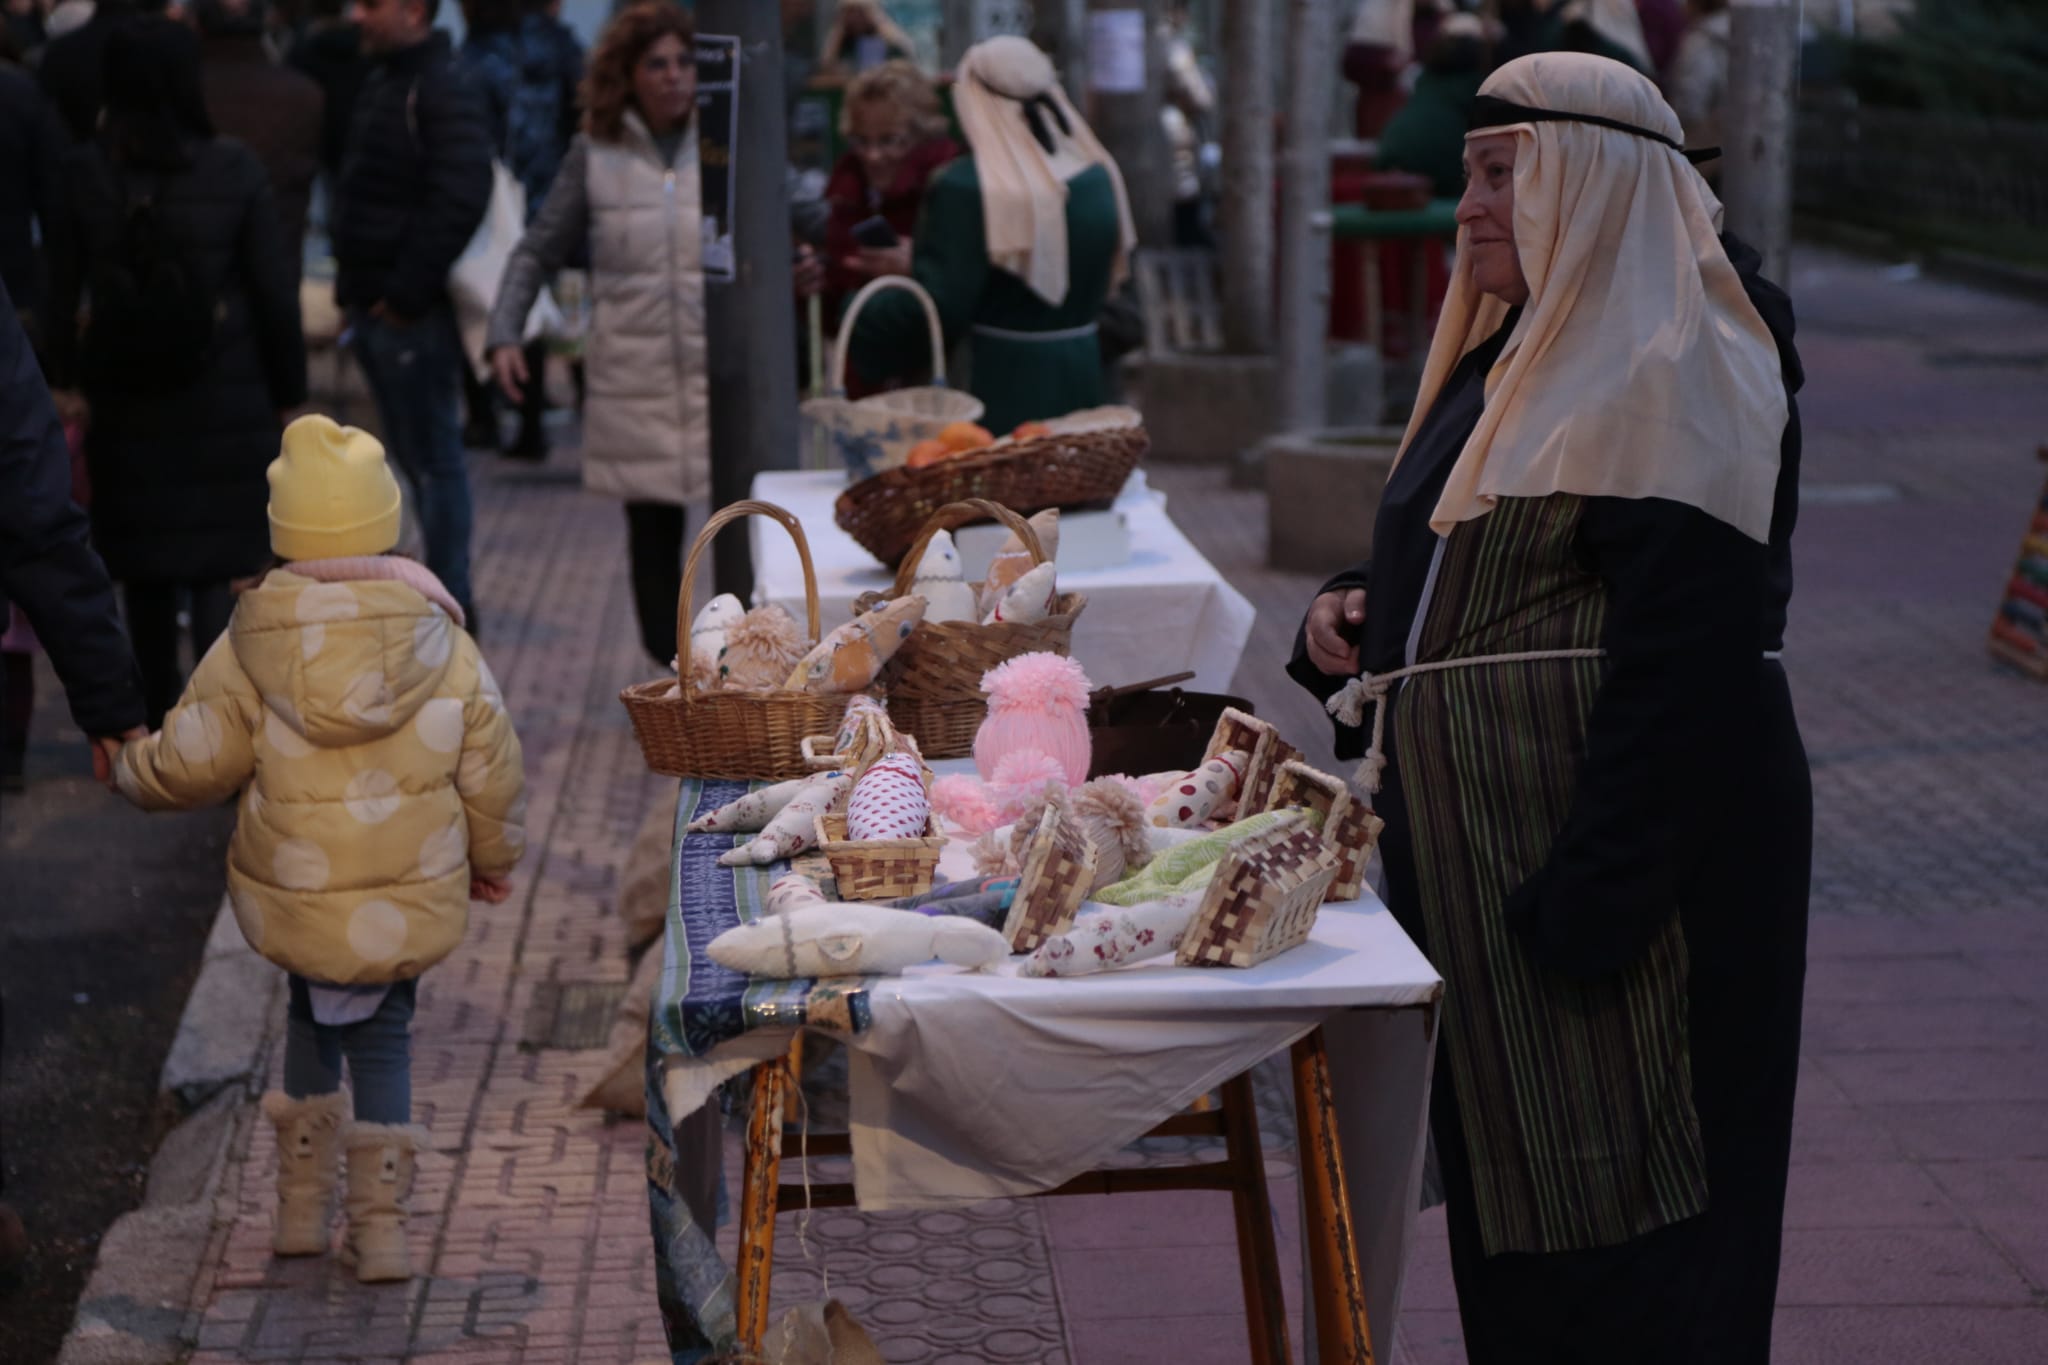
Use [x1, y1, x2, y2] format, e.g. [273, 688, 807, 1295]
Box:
[114, 417, 527, 1283]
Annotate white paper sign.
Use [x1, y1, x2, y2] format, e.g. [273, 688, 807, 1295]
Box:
[1088, 9, 1146, 94]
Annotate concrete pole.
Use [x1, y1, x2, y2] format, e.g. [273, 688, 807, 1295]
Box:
[1721, 0, 1799, 284]
[1218, 0, 1274, 355]
[1275, 0, 1335, 432]
[940, 0, 976, 69]
[1086, 0, 1174, 246]
[697, 1, 798, 602]
[1034, 0, 1092, 100]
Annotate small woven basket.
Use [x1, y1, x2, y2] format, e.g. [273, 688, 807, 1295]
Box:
[619, 500, 855, 780]
[853, 498, 1086, 759]
[833, 409, 1149, 568]
[814, 811, 944, 901]
[799, 275, 984, 480]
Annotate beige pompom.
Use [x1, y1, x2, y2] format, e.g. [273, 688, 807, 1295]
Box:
[716, 605, 809, 691]
[1071, 778, 1151, 890]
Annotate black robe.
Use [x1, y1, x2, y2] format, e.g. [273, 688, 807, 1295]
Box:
[1289, 235, 1812, 1364]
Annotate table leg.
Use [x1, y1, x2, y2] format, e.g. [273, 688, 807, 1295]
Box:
[1220, 1072, 1291, 1365]
[1293, 1027, 1374, 1364]
[735, 1055, 793, 1355]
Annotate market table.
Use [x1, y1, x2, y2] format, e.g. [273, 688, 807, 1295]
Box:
[646, 774, 1444, 1364]
[745, 468, 1258, 694]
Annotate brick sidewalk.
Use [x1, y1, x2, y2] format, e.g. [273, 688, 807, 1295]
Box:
[92, 245, 2048, 1363]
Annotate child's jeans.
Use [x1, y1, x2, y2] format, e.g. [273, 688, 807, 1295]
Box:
[283, 977, 417, 1123]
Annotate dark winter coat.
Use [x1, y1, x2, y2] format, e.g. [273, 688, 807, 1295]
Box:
[47, 136, 307, 584]
[289, 19, 369, 179]
[199, 33, 325, 281]
[331, 31, 492, 320]
[0, 63, 68, 338]
[0, 277, 145, 738]
[36, 0, 136, 143]
[462, 13, 582, 214]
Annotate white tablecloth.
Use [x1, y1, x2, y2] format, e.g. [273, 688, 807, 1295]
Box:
[662, 842, 1441, 1365]
[745, 469, 1258, 693]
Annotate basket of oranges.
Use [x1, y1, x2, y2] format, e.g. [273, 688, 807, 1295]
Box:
[834, 406, 1150, 568]
[799, 275, 985, 480]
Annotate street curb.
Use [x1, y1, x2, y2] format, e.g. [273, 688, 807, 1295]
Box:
[56, 900, 285, 1365]
[1796, 216, 2048, 306]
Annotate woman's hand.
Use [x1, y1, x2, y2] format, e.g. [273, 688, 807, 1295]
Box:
[845, 242, 913, 280]
[489, 345, 530, 404]
[1304, 587, 1367, 677]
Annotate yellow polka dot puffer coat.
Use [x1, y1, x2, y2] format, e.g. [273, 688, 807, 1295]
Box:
[116, 567, 527, 985]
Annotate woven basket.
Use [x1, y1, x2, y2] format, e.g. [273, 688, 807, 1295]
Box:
[852, 499, 1086, 759]
[833, 410, 1149, 568]
[798, 275, 984, 480]
[619, 500, 855, 780]
[815, 811, 944, 901]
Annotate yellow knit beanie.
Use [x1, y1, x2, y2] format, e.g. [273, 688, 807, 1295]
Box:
[267, 416, 403, 560]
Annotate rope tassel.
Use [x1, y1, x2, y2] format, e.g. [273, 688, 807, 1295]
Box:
[1325, 649, 1609, 794]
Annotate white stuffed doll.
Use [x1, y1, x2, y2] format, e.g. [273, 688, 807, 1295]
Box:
[717, 771, 853, 866]
[910, 529, 981, 625]
[979, 508, 1060, 618]
[981, 561, 1059, 627]
[787, 595, 927, 694]
[845, 750, 932, 841]
[707, 904, 1010, 978]
[765, 872, 831, 916]
[1019, 892, 1204, 978]
[686, 593, 746, 677]
[1146, 750, 1248, 829]
[687, 776, 811, 834]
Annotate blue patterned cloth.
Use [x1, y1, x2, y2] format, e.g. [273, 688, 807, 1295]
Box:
[650, 779, 876, 1060]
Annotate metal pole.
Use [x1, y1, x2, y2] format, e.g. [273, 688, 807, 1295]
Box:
[940, 0, 976, 69]
[1275, 0, 1334, 432]
[697, 2, 798, 603]
[1218, 0, 1274, 354]
[1037, 0, 1091, 100]
[1086, 0, 1174, 246]
[1722, 0, 1799, 284]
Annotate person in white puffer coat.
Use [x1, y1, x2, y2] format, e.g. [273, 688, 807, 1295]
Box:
[485, 0, 707, 672]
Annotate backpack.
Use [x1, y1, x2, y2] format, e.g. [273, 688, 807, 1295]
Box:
[84, 160, 222, 391]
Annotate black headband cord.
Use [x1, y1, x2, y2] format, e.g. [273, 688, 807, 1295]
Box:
[978, 76, 1075, 155]
[1468, 94, 1721, 165]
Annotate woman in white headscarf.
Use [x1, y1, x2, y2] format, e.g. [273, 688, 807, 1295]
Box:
[1290, 52, 1808, 1362]
[847, 35, 1136, 433]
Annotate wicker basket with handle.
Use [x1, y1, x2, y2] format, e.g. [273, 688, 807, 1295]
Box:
[832, 407, 1148, 568]
[851, 498, 1086, 760]
[814, 811, 945, 900]
[619, 500, 855, 780]
[798, 275, 984, 480]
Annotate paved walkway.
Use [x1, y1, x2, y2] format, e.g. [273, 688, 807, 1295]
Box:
[72, 246, 2048, 1364]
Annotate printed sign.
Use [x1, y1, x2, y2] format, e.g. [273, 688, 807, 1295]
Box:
[1088, 9, 1146, 93]
[696, 32, 740, 282]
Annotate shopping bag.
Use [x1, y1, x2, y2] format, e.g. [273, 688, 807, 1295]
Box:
[448, 160, 562, 381]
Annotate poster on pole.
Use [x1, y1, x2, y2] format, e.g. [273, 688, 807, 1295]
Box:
[1088, 9, 1146, 93]
[696, 32, 740, 282]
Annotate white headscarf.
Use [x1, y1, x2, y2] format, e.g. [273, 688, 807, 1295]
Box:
[1400, 52, 1787, 544]
[1560, 0, 1653, 71]
[951, 36, 1139, 307]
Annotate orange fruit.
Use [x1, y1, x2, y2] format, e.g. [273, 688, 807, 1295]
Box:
[905, 438, 952, 468]
[937, 421, 994, 452]
[1010, 421, 1053, 441]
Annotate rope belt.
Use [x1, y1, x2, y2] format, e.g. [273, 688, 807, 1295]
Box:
[1325, 649, 1609, 793]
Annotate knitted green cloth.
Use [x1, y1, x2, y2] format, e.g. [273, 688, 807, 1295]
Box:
[1094, 808, 1323, 906]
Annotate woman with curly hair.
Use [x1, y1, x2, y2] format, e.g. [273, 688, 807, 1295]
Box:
[485, 0, 703, 668]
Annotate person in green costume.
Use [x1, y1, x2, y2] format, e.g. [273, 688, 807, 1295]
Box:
[1375, 13, 1489, 199]
[847, 35, 1136, 435]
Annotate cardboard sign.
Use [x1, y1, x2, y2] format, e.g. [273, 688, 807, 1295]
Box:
[1989, 447, 2048, 679]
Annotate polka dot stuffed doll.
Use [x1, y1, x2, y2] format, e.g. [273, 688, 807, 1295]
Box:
[111, 416, 528, 1286]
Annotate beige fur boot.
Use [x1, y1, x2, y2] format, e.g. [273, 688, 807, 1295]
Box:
[340, 1122, 425, 1283]
[260, 1090, 349, 1256]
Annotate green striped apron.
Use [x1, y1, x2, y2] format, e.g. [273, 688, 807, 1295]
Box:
[1394, 495, 1708, 1256]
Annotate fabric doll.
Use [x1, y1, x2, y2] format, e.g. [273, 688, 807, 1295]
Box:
[981, 561, 1060, 627]
[909, 529, 981, 624]
[978, 508, 1060, 618]
[718, 771, 853, 866]
[707, 905, 1009, 977]
[845, 750, 932, 840]
[686, 593, 746, 677]
[1095, 809, 1308, 906]
[688, 775, 813, 834]
[1070, 778, 1152, 890]
[787, 595, 927, 694]
[1020, 891, 1204, 978]
[717, 604, 810, 691]
[1146, 750, 1248, 829]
